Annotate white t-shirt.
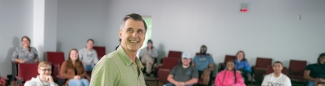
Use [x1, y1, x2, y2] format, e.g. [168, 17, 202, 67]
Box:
[262, 73, 292, 86]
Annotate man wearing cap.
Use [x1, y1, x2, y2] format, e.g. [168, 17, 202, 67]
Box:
[165, 53, 199, 86]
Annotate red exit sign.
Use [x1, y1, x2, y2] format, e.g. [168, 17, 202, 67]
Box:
[240, 8, 248, 13]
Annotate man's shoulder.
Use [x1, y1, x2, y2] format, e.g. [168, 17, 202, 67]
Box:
[101, 51, 120, 59]
[189, 66, 197, 70]
[281, 74, 290, 79]
[264, 73, 274, 78]
[308, 63, 318, 66]
[78, 48, 86, 52]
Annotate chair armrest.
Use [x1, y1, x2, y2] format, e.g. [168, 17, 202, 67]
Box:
[218, 63, 225, 72]
[56, 75, 66, 86]
[15, 76, 23, 85]
[86, 76, 91, 81]
[15, 76, 23, 81]
[56, 75, 65, 79]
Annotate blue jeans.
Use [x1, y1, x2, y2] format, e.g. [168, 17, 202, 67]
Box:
[306, 81, 315, 86]
[68, 78, 89, 86]
[165, 83, 192, 86]
[84, 65, 94, 72]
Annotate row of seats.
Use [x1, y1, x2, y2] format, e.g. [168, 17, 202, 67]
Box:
[10, 46, 106, 86]
[155, 51, 211, 85]
[220, 55, 307, 82]
[0, 76, 7, 86]
[155, 51, 308, 85]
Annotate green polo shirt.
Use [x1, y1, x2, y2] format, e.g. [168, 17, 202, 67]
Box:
[90, 46, 146, 86]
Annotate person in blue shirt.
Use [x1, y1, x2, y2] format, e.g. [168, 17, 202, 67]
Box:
[192, 45, 214, 85]
[234, 50, 252, 82]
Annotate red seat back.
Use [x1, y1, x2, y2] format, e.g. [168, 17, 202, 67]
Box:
[17, 63, 38, 81]
[0, 77, 7, 86]
[52, 64, 61, 80]
[162, 58, 179, 70]
[167, 51, 182, 58]
[266, 65, 287, 74]
[224, 55, 236, 64]
[289, 60, 307, 81]
[46, 52, 65, 65]
[157, 68, 171, 84]
[255, 57, 272, 68]
[93, 46, 106, 60]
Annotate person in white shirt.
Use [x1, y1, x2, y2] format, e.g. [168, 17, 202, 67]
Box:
[262, 61, 291, 86]
[24, 61, 58, 86]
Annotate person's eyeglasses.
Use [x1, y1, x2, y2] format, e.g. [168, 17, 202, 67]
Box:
[39, 68, 52, 72]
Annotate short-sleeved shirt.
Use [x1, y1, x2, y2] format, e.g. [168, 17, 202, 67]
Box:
[193, 55, 214, 71]
[262, 73, 292, 86]
[305, 63, 325, 79]
[90, 46, 146, 86]
[170, 65, 199, 82]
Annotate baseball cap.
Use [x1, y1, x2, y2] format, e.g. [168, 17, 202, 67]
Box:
[182, 53, 192, 59]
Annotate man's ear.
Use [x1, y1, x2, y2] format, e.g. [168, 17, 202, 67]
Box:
[119, 30, 122, 40]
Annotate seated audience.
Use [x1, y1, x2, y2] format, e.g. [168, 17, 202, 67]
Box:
[11, 36, 38, 80]
[139, 39, 158, 76]
[192, 45, 214, 85]
[192, 45, 214, 76]
[60, 49, 89, 86]
[262, 61, 291, 86]
[234, 51, 252, 82]
[165, 53, 198, 86]
[24, 61, 58, 86]
[78, 39, 98, 72]
[12, 36, 38, 63]
[304, 53, 325, 86]
[215, 60, 245, 86]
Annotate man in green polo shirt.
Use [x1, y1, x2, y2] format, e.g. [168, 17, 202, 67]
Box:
[90, 13, 147, 86]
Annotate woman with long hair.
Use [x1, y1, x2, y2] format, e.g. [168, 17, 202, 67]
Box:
[215, 60, 245, 86]
[60, 49, 89, 86]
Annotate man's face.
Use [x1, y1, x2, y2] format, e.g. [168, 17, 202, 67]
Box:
[119, 19, 146, 52]
[182, 58, 191, 65]
[200, 46, 207, 54]
[86, 41, 94, 49]
[272, 63, 283, 73]
[320, 56, 325, 64]
[38, 65, 52, 76]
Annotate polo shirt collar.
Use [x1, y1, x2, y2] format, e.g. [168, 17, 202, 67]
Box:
[117, 46, 144, 69]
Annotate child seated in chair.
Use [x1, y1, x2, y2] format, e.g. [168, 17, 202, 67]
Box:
[215, 60, 245, 86]
[24, 61, 58, 86]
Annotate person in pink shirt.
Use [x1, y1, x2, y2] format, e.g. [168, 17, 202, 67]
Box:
[215, 60, 245, 86]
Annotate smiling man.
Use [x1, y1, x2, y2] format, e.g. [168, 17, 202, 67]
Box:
[90, 13, 147, 86]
